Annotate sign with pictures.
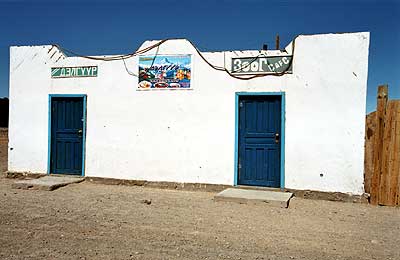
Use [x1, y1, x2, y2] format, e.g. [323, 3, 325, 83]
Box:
[138, 55, 191, 90]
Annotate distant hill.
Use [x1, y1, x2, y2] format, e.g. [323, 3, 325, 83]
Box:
[0, 98, 9, 127]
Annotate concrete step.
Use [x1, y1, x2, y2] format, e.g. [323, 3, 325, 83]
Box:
[12, 175, 84, 191]
[214, 188, 293, 208]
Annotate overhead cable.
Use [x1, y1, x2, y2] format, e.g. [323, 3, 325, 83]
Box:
[55, 37, 296, 80]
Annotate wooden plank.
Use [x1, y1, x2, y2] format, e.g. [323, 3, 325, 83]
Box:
[376, 100, 400, 206]
[379, 101, 395, 205]
[389, 102, 399, 206]
[390, 101, 400, 206]
[364, 111, 376, 194]
[370, 85, 388, 205]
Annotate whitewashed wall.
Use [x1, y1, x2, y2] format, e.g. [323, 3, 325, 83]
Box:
[8, 32, 370, 194]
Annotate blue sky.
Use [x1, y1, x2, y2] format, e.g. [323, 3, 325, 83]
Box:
[0, 0, 398, 113]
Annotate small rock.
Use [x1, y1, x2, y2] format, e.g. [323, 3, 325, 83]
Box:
[140, 199, 151, 205]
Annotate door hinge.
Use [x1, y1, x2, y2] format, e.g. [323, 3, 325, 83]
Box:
[239, 102, 243, 108]
[238, 163, 242, 169]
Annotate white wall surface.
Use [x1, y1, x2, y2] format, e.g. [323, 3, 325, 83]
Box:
[8, 32, 370, 194]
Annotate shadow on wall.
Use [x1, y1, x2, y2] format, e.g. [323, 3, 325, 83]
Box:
[0, 98, 8, 128]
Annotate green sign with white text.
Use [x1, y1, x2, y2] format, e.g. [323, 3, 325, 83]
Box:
[231, 56, 292, 74]
[51, 66, 98, 78]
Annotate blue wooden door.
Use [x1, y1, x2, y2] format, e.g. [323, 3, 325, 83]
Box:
[238, 95, 281, 187]
[50, 97, 84, 175]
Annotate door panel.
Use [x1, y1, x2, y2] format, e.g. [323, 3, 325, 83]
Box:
[50, 97, 84, 175]
[238, 95, 281, 187]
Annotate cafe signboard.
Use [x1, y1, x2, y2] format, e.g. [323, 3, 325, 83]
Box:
[231, 56, 292, 74]
[51, 66, 98, 78]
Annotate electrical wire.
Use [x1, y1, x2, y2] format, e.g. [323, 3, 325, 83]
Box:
[121, 43, 161, 77]
[123, 42, 162, 78]
[122, 57, 137, 77]
[55, 36, 296, 80]
[55, 39, 168, 62]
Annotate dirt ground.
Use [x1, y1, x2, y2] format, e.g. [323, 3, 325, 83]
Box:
[0, 143, 399, 259]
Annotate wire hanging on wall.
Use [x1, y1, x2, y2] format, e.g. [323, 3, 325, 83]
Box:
[55, 36, 296, 80]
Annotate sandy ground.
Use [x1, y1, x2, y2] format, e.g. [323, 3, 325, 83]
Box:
[0, 142, 399, 259]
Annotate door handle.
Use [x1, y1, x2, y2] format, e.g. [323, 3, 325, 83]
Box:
[77, 129, 83, 137]
[275, 133, 280, 143]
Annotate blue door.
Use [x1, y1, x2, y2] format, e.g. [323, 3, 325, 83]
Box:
[50, 97, 84, 175]
[238, 95, 281, 187]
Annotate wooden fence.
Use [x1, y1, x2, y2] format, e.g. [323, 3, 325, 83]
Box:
[364, 85, 400, 206]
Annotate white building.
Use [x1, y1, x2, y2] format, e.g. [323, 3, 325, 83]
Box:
[8, 32, 370, 195]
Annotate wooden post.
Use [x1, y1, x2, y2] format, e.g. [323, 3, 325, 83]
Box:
[275, 34, 280, 50]
[397, 107, 400, 205]
[388, 101, 400, 206]
[370, 85, 388, 205]
[364, 111, 377, 194]
[379, 101, 394, 205]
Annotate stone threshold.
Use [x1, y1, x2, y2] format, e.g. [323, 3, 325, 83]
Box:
[4, 171, 369, 203]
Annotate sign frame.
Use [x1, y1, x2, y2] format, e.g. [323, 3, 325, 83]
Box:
[231, 55, 293, 75]
[51, 66, 98, 79]
[137, 54, 192, 91]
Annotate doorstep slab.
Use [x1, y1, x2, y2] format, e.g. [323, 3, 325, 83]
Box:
[12, 175, 84, 191]
[214, 188, 293, 208]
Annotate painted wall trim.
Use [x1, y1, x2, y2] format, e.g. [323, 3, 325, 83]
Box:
[47, 94, 87, 176]
[280, 93, 286, 189]
[234, 91, 286, 189]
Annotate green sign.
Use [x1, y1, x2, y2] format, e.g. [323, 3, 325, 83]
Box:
[231, 56, 292, 74]
[51, 66, 98, 78]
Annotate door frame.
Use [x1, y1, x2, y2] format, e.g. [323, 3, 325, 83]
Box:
[47, 94, 87, 176]
[234, 92, 286, 189]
